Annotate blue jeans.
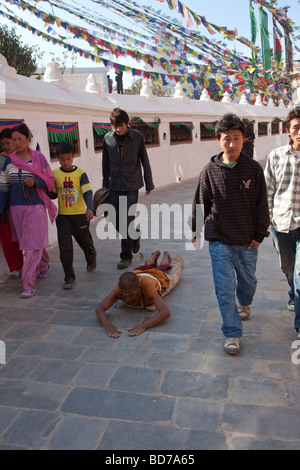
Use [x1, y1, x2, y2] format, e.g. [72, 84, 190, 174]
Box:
[269, 227, 300, 329]
[209, 241, 258, 338]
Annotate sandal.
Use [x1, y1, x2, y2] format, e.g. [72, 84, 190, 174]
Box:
[38, 265, 50, 279]
[87, 264, 96, 272]
[21, 288, 37, 298]
[8, 270, 21, 280]
[63, 280, 74, 290]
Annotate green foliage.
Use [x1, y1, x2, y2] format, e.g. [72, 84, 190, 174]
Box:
[0, 25, 38, 77]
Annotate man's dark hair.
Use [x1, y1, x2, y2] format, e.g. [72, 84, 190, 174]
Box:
[56, 142, 75, 156]
[110, 107, 130, 127]
[285, 107, 300, 131]
[215, 113, 245, 139]
[118, 272, 139, 291]
[0, 128, 12, 140]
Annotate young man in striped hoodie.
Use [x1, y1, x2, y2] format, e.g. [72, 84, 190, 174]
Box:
[192, 113, 269, 355]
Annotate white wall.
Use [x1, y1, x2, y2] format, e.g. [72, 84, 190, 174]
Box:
[0, 80, 291, 275]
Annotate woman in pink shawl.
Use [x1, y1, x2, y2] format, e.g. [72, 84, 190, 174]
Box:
[0, 124, 57, 298]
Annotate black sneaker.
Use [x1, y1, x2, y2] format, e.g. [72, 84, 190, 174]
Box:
[287, 299, 295, 311]
[117, 259, 132, 270]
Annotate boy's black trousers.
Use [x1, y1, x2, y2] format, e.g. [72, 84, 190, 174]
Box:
[56, 214, 97, 282]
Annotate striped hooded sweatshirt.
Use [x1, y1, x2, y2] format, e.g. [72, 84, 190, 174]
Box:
[192, 152, 270, 245]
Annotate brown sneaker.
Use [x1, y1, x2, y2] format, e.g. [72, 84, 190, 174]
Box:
[238, 304, 250, 321]
[117, 259, 132, 270]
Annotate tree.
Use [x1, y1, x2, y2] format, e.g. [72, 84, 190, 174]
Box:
[49, 50, 78, 75]
[125, 78, 171, 97]
[0, 25, 38, 77]
[34, 49, 78, 79]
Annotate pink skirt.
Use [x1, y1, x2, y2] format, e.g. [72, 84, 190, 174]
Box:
[9, 205, 49, 251]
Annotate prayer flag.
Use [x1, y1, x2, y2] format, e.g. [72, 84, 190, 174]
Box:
[273, 20, 282, 71]
[249, 1, 257, 64]
[259, 6, 271, 70]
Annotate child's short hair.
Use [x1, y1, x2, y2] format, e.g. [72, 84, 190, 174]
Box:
[0, 128, 12, 140]
[215, 113, 245, 139]
[118, 272, 139, 291]
[56, 142, 75, 156]
[110, 108, 130, 127]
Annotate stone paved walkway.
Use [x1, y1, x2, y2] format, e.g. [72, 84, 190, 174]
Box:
[0, 178, 300, 450]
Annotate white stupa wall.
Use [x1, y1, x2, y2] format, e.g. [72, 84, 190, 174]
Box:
[0, 57, 294, 275]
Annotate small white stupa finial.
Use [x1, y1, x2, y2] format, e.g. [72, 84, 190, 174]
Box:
[85, 73, 107, 99]
[43, 60, 70, 91]
[239, 93, 249, 105]
[173, 82, 189, 102]
[222, 91, 232, 103]
[200, 88, 211, 101]
[140, 78, 157, 100]
[254, 95, 263, 106]
[0, 53, 17, 79]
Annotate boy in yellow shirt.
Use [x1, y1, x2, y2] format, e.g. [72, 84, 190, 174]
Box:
[51, 142, 96, 289]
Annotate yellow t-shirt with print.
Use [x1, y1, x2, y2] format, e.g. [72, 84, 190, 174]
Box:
[53, 166, 92, 215]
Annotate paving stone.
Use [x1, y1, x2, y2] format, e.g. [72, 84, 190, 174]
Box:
[265, 361, 300, 381]
[232, 436, 300, 450]
[230, 376, 286, 405]
[80, 347, 150, 366]
[0, 444, 25, 450]
[204, 355, 255, 376]
[74, 363, 116, 388]
[240, 339, 291, 361]
[0, 380, 69, 411]
[1, 356, 41, 379]
[150, 333, 191, 353]
[17, 341, 84, 360]
[161, 371, 229, 400]
[43, 325, 83, 344]
[3, 323, 53, 341]
[2, 410, 62, 449]
[61, 388, 175, 422]
[287, 382, 300, 406]
[71, 326, 115, 347]
[48, 309, 98, 327]
[98, 420, 228, 450]
[0, 307, 55, 323]
[108, 366, 163, 393]
[147, 351, 205, 372]
[175, 398, 223, 431]
[0, 406, 20, 434]
[223, 403, 300, 439]
[1, 178, 300, 450]
[47, 416, 107, 450]
[29, 359, 85, 384]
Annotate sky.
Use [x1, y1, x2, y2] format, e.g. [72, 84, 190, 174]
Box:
[0, 0, 299, 88]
